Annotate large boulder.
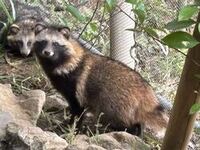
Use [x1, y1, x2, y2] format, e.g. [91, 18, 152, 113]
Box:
[66, 132, 150, 150]
[0, 83, 68, 150]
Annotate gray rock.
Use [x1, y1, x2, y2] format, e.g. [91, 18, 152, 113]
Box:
[66, 134, 90, 150]
[0, 84, 32, 127]
[6, 123, 68, 150]
[0, 83, 68, 150]
[19, 90, 46, 125]
[87, 144, 106, 150]
[44, 94, 68, 110]
[109, 132, 150, 150]
[90, 134, 121, 150]
[0, 112, 13, 140]
[67, 132, 150, 150]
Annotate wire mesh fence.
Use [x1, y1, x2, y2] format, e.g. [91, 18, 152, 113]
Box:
[0, 0, 195, 99]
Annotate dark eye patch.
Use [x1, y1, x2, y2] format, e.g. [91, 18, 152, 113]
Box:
[16, 40, 23, 48]
[33, 40, 48, 52]
[27, 40, 32, 47]
[52, 42, 66, 56]
[52, 42, 65, 48]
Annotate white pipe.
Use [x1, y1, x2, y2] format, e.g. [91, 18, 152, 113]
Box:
[110, 1, 138, 70]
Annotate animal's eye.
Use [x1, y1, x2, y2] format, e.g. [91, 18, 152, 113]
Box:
[16, 40, 23, 47]
[34, 40, 48, 51]
[27, 41, 32, 47]
[53, 42, 65, 48]
[53, 42, 60, 47]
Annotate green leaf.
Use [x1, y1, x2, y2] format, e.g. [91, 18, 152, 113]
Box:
[65, 4, 85, 22]
[125, 0, 138, 5]
[105, 0, 116, 12]
[125, 0, 146, 23]
[0, 0, 14, 23]
[144, 28, 159, 38]
[178, 5, 199, 21]
[134, 9, 145, 24]
[165, 19, 196, 30]
[190, 103, 200, 114]
[89, 22, 98, 32]
[162, 31, 200, 49]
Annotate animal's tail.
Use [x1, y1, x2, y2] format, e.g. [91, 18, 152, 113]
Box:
[143, 104, 169, 138]
[138, 89, 169, 138]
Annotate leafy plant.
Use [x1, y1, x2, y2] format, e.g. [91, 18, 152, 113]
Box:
[61, 0, 86, 24]
[162, 5, 199, 49]
[0, 0, 16, 26]
[0, 0, 16, 48]
[105, 0, 116, 12]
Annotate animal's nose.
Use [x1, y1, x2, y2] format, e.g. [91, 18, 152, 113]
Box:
[21, 49, 30, 57]
[43, 50, 54, 57]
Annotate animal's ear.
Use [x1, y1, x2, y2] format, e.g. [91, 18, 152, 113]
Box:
[8, 24, 20, 35]
[59, 27, 70, 39]
[35, 23, 46, 34]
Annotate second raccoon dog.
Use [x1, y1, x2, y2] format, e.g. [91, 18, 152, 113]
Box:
[6, 17, 42, 57]
[33, 24, 169, 137]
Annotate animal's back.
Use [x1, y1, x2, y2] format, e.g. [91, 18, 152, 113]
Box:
[79, 52, 168, 135]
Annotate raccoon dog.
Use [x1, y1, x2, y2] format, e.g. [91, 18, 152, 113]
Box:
[6, 17, 43, 57]
[33, 24, 169, 137]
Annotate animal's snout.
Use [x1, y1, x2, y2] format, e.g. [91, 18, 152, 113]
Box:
[43, 50, 54, 57]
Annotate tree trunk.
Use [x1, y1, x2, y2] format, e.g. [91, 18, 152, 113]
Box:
[162, 12, 200, 150]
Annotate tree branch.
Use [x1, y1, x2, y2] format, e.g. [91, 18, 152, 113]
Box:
[78, 0, 100, 39]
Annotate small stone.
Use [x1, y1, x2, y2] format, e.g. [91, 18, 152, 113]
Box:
[44, 94, 69, 110]
[109, 132, 150, 150]
[90, 134, 121, 149]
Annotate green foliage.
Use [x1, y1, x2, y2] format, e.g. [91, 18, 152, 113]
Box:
[82, 21, 99, 40]
[105, 0, 116, 12]
[0, 0, 14, 24]
[163, 3, 200, 50]
[65, 4, 85, 22]
[165, 19, 196, 30]
[126, 0, 146, 24]
[0, 0, 16, 47]
[125, 0, 200, 51]
[178, 5, 199, 21]
[162, 31, 200, 49]
[190, 103, 200, 114]
[143, 27, 159, 38]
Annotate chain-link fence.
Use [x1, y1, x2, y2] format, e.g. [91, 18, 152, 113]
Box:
[0, 0, 195, 99]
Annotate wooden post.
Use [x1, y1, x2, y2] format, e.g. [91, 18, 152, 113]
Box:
[162, 12, 200, 150]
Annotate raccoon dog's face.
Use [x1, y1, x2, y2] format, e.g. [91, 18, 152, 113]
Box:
[7, 19, 36, 56]
[33, 24, 74, 64]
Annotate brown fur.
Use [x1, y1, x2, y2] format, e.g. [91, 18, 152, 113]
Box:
[33, 25, 169, 137]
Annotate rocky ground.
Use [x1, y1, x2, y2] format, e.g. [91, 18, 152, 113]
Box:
[0, 83, 150, 150]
